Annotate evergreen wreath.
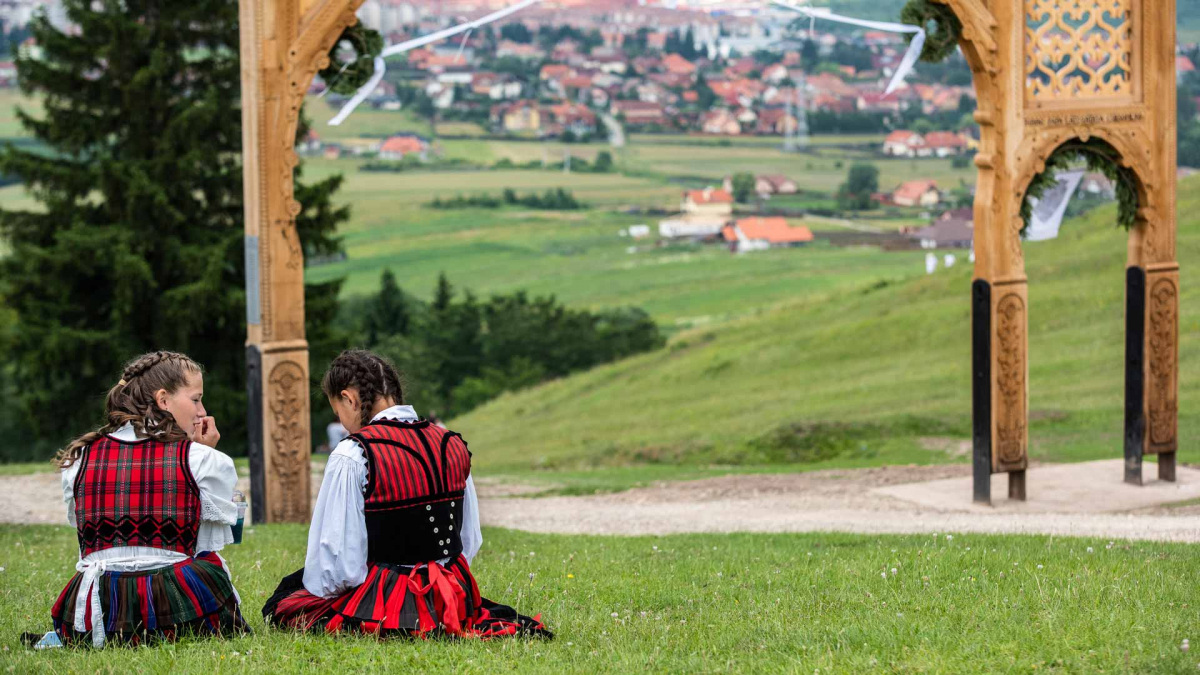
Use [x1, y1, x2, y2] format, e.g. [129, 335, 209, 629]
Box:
[319, 21, 384, 96]
[1020, 139, 1140, 237]
[900, 0, 963, 63]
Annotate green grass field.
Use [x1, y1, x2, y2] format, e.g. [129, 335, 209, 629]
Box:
[1, 525, 1196, 673]
[300, 159, 927, 324]
[449, 179, 1199, 489]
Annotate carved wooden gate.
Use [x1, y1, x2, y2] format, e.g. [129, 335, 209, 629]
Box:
[935, 0, 1179, 503]
[237, 0, 1179, 518]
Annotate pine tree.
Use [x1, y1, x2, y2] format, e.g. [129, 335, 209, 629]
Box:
[363, 269, 410, 346]
[0, 0, 348, 454]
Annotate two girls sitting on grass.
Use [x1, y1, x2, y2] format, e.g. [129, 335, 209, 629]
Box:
[46, 348, 548, 646]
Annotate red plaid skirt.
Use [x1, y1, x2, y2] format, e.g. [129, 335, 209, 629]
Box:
[264, 556, 548, 638]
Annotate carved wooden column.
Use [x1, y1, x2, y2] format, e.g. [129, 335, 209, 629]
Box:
[239, 0, 364, 522]
[1135, 0, 1179, 483]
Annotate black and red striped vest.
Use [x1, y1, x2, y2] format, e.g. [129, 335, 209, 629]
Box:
[73, 436, 202, 558]
[351, 419, 472, 565]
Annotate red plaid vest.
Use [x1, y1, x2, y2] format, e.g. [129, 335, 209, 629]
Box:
[351, 419, 472, 564]
[73, 435, 202, 557]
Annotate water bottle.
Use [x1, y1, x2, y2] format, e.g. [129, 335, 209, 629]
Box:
[231, 490, 247, 544]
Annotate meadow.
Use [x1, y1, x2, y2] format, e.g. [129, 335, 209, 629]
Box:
[1, 524, 1197, 673]
[450, 180, 1199, 491]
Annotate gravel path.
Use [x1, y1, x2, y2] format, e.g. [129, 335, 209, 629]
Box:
[6, 464, 1198, 543]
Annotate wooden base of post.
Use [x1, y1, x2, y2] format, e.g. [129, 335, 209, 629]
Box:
[1007, 470, 1026, 501]
[1158, 452, 1176, 482]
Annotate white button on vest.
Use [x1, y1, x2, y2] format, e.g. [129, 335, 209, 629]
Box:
[429, 516, 435, 522]
[451, 501, 455, 507]
[433, 527, 439, 533]
[448, 525, 453, 530]
[443, 549, 449, 555]
[426, 505, 432, 511]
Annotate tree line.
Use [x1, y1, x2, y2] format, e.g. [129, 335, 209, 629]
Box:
[340, 271, 664, 423]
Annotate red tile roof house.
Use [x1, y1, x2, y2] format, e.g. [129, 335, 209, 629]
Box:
[723, 217, 814, 252]
[922, 131, 969, 157]
[378, 135, 428, 161]
[892, 180, 941, 207]
[662, 53, 697, 76]
[883, 130, 927, 157]
[610, 100, 668, 127]
[755, 108, 796, 134]
[682, 187, 734, 214]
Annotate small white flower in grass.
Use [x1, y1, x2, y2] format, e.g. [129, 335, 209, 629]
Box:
[999, 572, 1005, 578]
[611, 612, 619, 618]
[807, 552, 812, 557]
[1087, 547, 1094, 553]
[1037, 564, 1043, 569]
[946, 535, 953, 541]
[1013, 562, 1018, 567]
[529, 552, 536, 557]
[890, 568, 897, 575]
[896, 612, 903, 617]
[0, 567, 5, 573]
[881, 572, 887, 579]
[567, 642, 574, 647]
[1181, 639, 1189, 653]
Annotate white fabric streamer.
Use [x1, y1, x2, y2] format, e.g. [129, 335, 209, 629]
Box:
[1026, 169, 1085, 241]
[329, 0, 543, 126]
[772, 1, 928, 94]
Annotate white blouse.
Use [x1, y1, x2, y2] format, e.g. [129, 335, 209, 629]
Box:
[302, 405, 482, 598]
[59, 423, 240, 646]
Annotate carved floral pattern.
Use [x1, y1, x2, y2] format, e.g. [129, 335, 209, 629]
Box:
[995, 294, 1027, 466]
[268, 360, 309, 522]
[1147, 279, 1177, 448]
[1025, 0, 1133, 101]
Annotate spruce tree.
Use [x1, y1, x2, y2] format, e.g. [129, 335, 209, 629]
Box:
[0, 0, 347, 454]
[363, 269, 410, 346]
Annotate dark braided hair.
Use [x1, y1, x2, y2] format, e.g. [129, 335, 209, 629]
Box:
[55, 351, 202, 469]
[321, 349, 405, 427]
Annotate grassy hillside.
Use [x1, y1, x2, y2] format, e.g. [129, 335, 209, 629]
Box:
[455, 178, 1199, 484]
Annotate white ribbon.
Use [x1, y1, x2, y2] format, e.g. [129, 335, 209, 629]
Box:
[772, 2, 928, 94]
[328, 0, 543, 126]
[73, 558, 110, 647]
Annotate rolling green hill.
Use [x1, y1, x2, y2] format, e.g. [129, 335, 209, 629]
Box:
[454, 178, 1199, 486]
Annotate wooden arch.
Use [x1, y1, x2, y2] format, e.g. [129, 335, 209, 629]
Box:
[933, 0, 1179, 503]
[237, 0, 1180, 519]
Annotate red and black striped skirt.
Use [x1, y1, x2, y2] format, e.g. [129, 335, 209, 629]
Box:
[264, 556, 550, 638]
[51, 551, 249, 645]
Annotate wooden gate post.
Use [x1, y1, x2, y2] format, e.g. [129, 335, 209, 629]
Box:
[238, 0, 364, 522]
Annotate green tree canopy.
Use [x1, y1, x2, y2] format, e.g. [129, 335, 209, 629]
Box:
[0, 0, 348, 456]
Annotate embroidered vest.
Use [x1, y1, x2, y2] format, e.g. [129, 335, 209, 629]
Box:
[352, 419, 472, 565]
[73, 436, 202, 557]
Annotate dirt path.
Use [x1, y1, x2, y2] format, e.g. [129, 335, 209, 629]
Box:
[7, 463, 1199, 543]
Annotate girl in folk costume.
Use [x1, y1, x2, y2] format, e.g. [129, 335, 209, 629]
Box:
[263, 350, 550, 638]
[50, 351, 248, 646]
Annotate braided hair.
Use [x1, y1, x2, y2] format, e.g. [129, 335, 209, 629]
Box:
[321, 349, 405, 428]
[55, 351, 202, 469]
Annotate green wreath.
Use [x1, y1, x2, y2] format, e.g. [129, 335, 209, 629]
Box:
[1020, 139, 1140, 237]
[899, 0, 963, 63]
[319, 21, 384, 96]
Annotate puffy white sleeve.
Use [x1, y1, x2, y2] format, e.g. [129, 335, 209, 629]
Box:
[303, 438, 369, 598]
[62, 461, 81, 527]
[189, 443, 239, 553]
[461, 474, 483, 563]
